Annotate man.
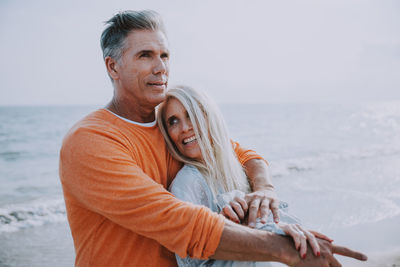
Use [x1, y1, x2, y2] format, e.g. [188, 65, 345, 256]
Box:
[59, 10, 367, 266]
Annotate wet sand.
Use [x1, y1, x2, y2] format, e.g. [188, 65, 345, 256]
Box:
[1, 215, 399, 266]
[330, 214, 400, 267]
[0, 221, 74, 267]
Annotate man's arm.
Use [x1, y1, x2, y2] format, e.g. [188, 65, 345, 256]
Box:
[243, 158, 280, 226]
[60, 125, 225, 260]
[231, 140, 280, 226]
[212, 220, 368, 266]
[244, 158, 273, 191]
[212, 220, 295, 264]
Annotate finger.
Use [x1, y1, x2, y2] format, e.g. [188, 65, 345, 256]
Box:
[222, 206, 240, 224]
[270, 200, 280, 223]
[247, 198, 261, 228]
[310, 230, 334, 243]
[298, 232, 307, 259]
[332, 245, 368, 261]
[230, 200, 245, 220]
[299, 226, 320, 257]
[280, 223, 301, 251]
[293, 225, 308, 258]
[234, 196, 248, 214]
[259, 199, 270, 224]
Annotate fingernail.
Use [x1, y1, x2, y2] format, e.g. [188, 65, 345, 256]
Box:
[302, 254, 306, 259]
[249, 222, 255, 228]
[317, 251, 320, 257]
[362, 255, 368, 261]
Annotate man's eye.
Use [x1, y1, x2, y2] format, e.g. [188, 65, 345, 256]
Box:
[140, 53, 150, 58]
[161, 53, 169, 59]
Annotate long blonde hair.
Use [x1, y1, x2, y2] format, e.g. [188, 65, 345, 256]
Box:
[157, 85, 250, 197]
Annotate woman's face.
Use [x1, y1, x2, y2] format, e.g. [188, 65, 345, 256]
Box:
[164, 98, 202, 161]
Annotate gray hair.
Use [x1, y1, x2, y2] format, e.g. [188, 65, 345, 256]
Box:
[157, 85, 250, 198]
[100, 10, 166, 61]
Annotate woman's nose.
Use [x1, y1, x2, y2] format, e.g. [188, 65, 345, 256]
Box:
[181, 119, 192, 132]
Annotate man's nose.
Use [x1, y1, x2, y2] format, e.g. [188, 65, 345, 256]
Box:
[153, 57, 168, 75]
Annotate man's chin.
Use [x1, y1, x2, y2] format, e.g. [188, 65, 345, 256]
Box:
[149, 94, 167, 107]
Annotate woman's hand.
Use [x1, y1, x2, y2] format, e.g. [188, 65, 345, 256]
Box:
[220, 190, 248, 224]
[278, 223, 333, 258]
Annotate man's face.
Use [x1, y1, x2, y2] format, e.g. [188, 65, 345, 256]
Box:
[114, 30, 169, 108]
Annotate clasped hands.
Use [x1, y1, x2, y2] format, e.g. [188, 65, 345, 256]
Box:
[220, 188, 367, 266]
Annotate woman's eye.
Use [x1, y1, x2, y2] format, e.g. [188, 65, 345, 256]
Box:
[168, 117, 178, 126]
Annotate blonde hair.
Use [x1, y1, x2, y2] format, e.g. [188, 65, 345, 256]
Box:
[157, 85, 250, 197]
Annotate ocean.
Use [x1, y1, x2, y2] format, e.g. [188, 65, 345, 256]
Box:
[0, 102, 399, 266]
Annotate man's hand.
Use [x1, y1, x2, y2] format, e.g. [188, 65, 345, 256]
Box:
[213, 220, 367, 266]
[245, 187, 280, 227]
[290, 238, 368, 267]
[278, 223, 333, 258]
[220, 188, 280, 226]
[241, 158, 281, 227]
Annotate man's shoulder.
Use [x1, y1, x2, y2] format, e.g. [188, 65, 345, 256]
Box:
[61, 109, 161, 152]
[67, 108, 112, 131]
[62, 109, 121, 145]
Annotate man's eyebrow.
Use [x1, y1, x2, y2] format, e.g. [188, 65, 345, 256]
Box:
[136, 50, 154, 55]
[135, 49, 170, 57]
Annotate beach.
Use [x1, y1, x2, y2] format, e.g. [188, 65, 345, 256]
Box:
[0, 222, 74, 267]
[1, 102, 399, 266]
[329, 215, 400, 267]
[1, 216, 399, 266]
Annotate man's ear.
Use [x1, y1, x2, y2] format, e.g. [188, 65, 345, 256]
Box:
[105, 56, 119, 80]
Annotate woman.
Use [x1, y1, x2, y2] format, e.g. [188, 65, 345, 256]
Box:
[157, 85, 330, 266]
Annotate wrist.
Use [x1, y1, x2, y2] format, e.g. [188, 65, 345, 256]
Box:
[263, 232, 300, 265]
[253, 183, 275, 192]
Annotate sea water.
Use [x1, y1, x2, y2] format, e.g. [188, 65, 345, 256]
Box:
[0, 102, 399, 266]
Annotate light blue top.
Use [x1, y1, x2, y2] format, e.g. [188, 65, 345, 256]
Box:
[169, 164, 301, 267]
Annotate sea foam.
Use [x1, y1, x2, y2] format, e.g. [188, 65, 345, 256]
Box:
[0, 198, 66, 233]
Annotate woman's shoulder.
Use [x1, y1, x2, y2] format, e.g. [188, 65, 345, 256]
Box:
[169, 164, 203, 192]
[175, 164, 202, 180]
[169, 164, 215, 207]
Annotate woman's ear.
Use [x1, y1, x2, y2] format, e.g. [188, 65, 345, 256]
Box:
[105, 56, 119, 81]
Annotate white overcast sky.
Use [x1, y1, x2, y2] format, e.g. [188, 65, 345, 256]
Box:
[0, 0, 399, 105]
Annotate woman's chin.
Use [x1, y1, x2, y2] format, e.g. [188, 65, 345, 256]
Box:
[181, 151, 202, 162]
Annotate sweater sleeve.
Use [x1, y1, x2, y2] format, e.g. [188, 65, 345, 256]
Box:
[59, 126, 225, 259]
[231, 140, 269, 166]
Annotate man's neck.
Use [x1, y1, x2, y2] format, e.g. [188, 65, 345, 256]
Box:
[106, 97, 156, 123]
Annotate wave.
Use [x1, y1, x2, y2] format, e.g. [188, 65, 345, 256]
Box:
[0, 151, 26, 161]
[0, 198, 66, 233]
[270, 145, 400, 178]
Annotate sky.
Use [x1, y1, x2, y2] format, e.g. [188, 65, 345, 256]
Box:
[0, 0, 399, 105]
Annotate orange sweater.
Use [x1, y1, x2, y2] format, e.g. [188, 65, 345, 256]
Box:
[59, 109, 263, 267]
